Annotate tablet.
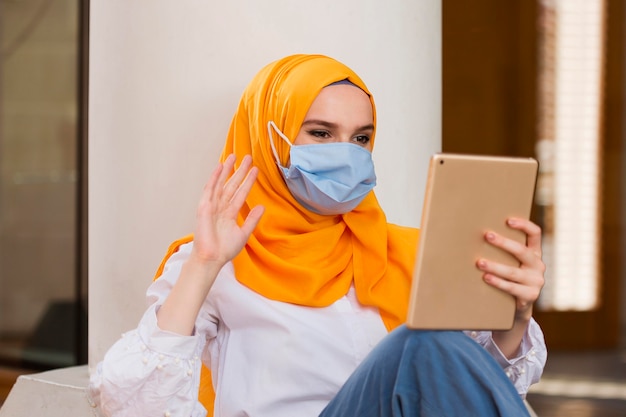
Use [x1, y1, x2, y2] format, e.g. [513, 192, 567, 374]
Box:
[406, 153, 538, 330]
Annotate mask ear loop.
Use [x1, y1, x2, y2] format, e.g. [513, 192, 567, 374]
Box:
[267, 121, 293, 168]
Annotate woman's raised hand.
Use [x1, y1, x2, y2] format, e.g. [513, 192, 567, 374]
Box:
[190, 154, 265, 266]
[157, 154, 263, 335]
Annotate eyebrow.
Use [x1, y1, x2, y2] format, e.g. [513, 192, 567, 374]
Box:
[301, 119, 375, 132]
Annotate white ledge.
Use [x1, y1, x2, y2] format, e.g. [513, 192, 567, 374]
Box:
[0, 366, 95, 416]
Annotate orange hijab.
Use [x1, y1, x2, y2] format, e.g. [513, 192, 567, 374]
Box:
[220, 54, 418, 330]
[155, 54, 419, 414]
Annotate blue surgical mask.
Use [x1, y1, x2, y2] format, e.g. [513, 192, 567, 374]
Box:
[267, 121, 377, 215]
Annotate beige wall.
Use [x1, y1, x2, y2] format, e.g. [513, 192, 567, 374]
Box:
[88, 0, 442, 369]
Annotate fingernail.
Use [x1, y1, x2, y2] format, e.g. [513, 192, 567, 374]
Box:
[507, 218, 516, 226]
[486, 232, 495, 241]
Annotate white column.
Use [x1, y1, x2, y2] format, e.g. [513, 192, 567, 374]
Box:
[88, 0, 441, 370]
[0, 2, 441, 414]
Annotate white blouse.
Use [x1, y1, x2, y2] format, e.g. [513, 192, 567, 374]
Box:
[89, 242, 547, 417]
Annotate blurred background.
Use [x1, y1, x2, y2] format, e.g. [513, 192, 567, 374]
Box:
[443, 1, 626, 415]
[0, 0, 87, 403]
[0, 0, 624, 415]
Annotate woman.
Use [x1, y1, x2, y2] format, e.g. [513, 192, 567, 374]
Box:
[89, 54, 547, 417]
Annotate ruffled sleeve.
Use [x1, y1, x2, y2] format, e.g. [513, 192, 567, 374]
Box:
[464, 318, 547, 397]
[88, 242, 218, 417]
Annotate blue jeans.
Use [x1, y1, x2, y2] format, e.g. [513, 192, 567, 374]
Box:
[319, 326, 530, 417]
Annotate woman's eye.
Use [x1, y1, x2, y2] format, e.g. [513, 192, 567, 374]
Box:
[353, 135, 371, 145]
[309, 130, 331, 139]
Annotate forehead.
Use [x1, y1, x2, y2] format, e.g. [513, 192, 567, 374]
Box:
[305, 84, 373, 121]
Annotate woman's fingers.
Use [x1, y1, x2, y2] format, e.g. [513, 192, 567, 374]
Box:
[241, 205, 265, 237]
[507, 217, 543, 257]
[478, 218, 546, 316]
[203, 153, 264, 229]
[480, 266, 542, 302]
[484, 232, 526, 266]
[225, 155, 256, 209]
[221, 155, 251, 202]
[226, 156, 265, 237]
[192, 154, 263, 263]
[482, 224, 545, 272]
[200, 154, 253, 213]
[202, 156, 225, 207]
[218, 154, 237, 186]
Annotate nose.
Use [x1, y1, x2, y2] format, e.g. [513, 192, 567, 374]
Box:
[333, 135, 352, 144]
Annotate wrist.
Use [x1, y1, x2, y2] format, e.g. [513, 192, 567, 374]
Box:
[187, 249, 227, 271]
[158, 254, 223, 335]
[515, 305, 534, 322]
[181, 257, 224, 290]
